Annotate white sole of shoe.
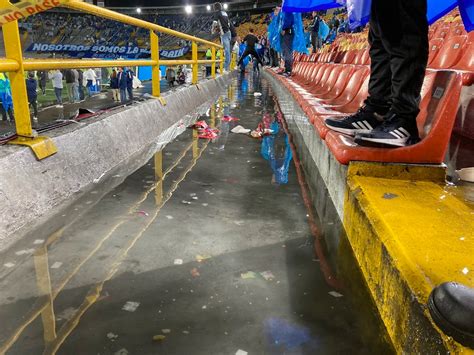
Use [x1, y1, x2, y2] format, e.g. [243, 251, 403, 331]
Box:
[358, 136, 408, 147]
[325, 124, 371, 136]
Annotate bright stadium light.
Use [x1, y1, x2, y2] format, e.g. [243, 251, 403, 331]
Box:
[223, 3, 228, 9]
[185, 5, 193, 14]
[136, 7, 141, 13]
[206, 4, 211, 11]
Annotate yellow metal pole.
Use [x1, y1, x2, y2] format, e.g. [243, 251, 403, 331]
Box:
[211, 47, 216, 79]
[220, 55, 224, 75]
[150, 30, 160, 97]
[192, 41, 198, 85]
[2, 21, 32, 137]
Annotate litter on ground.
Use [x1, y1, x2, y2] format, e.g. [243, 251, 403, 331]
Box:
[191, 268, 200, 277]
[329, 291, 344, 298]
[153, 335, 166, 342]
[231, 125, 251, 134]
[122, 301, 140, 312]
[174, 259, 183, 265]
[241, 271, 257, 279]
[260, 271, 275, 281]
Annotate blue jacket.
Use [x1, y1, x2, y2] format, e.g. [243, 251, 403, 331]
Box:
[26, 78, 37, 102]
[281, 12, 294, 31]
[118, 71, 127, 89]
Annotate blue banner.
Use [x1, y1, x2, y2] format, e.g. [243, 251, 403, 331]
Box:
[26, 43, 191, 59]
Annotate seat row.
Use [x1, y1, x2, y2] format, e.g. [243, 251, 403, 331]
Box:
[268, 60, 464, 165]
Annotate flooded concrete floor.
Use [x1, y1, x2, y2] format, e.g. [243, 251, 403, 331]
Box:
[0, 73, 391, 354]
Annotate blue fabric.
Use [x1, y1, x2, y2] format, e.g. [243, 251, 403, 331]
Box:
[292, 13, 309, 54]
[283, 0, 474, 32]
[268, 12, 282, 52]
[281, 11, 295, 30]
[318, 20, 330, 40]
[0, 78, 13, 111]
[26, 78, 38, 101]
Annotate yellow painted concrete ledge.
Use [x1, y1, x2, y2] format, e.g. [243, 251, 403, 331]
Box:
[344, 162, 474, 354]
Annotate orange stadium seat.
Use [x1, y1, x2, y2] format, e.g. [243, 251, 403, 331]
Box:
[430, 35, 467, 69]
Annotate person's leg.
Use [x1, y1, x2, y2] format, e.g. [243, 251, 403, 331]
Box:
[7, 108, 14, 121]
[31, 100, 38, 118]
[237, 48, 251, 66]
[282, 33, 294, 73]
[311, 33, 317, 53]
[74, 83, 80, 102]
[54, 88, 61, 105]
[250, 48, 264, 66]
[325, 3, 392, 136]
[355, 0, 428, 146]
[66, 83, 74, 102]
[127, 87, 133, 100]
[120, 88, 127, 103]
[0, 104, 6, 121]
[223, 32, 231, 71]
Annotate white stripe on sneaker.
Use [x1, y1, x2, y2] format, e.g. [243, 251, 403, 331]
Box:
[399, 127, 411, 136]
[390, 131, 402, 139]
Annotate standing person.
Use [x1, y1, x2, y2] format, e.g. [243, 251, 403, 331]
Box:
[126, 68, 134, 101]
[166, 66, 176, 87]
[0, 73, 14, 122]
[64, 69, 75, 103]
[206, 48, 212, 77]
[109, 69, 120, 102]
[280, 10, 295, 76]
[212, 2, 232, 72]
[26, 72, 38, 122]
[38, 71, 47, 95]
[325, 0, 429, 147]
[238, 28, 264, 69]
[310, 11, 321, 53]
[83, 68, 97, 98]
[72, 69, 80, 103]
[48, 70, 63, 107]
[117, 67, 128, 103]
[77, 69, 85, 101]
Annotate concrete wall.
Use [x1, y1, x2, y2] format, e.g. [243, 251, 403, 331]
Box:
[0, 74, 233, 251]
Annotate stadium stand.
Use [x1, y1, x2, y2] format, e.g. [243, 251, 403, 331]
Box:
[267, 9, 472, 165]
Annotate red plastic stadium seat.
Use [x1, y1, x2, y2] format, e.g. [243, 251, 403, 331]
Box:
[428, 38, 444, 65]
[452, 33, 474, 85]
[340, 50, 357, 64]
[430, 35, 467, 69]
[325, 71, 463, 165]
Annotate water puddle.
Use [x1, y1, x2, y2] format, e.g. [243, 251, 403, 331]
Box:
[0, 73, 392, 354]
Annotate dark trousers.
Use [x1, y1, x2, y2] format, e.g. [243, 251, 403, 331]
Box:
[311, 33, 322, 53]
[29, 100, 38, 117]
[238, 47, 263, 67]
[120, 88, 127, 103]
[269, 48, 279, 67]
[79, 85, 85, 100]
[127, 87, 133, 101]
[281, 32, 294, 73]
[364, 0, 428, 123]
[0, 105, 14, 121]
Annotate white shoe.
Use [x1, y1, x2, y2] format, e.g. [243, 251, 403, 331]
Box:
[33, 116, 38, 121]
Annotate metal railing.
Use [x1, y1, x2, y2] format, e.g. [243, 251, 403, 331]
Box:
[0, 0, 224, 159]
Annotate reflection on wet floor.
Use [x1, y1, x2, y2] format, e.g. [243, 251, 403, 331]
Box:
[0, 73, 392, 354]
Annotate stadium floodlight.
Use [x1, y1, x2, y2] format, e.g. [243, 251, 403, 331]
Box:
[136, 7, 141, 13]
[206, 4, 211, 11]
[185, 5, 193, 14]
[223, 3, 228, 9]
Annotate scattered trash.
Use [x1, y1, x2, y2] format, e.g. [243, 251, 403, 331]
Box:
[4, 263, 15, 268]
[196, 255, 211, 263]
[137, 210, 149, 216]
[222, 115, 240, 122]
[236, 350, 248, 355]
[193, 120, 209, 129]
[241, 271, 257, 279]
[15, 249, 35, 256]
[231, 125, 251, 134]
[457, 167, 474, 182]
[191, 268, 200, 277]
[181, 200, 192, 205]
[182, 330, 190, 335]
[56, 307, 77, 321]
[33, 239, 44, 245]
[162, 329, 171, 334]
[51, 262, 63, 269]
[153, 334, 166, 342]
[190, 193, 197, 197]
[198, 129, 219, 140]
[166, 215, 174, 220]
[260, 271, 275, 281]
[234, 220, 245, 226]
[192, 196, 199, 200]
[114, 348, 129, 355]
[328, 291, 343, 298]
[254, 92, 262, 96]
[107, 332, 119, 341]
[122, 301, 140, 312]
[201, 203, 209, 207]
[202, 305, 207, 309]
[382, 193, 399, 200]
[174, 259, 183, 265]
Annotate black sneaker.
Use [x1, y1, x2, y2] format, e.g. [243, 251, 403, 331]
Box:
[354, 113, 420, 147]
[325, 107, 384, 136]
